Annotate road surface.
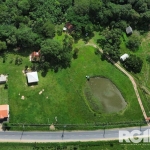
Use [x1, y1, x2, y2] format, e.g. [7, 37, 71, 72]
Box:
[0, 126, 149, 142]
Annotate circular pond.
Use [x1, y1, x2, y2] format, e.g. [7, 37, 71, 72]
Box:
[84, 77, 127, 113]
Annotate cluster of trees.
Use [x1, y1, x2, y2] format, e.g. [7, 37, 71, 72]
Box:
[1, 0, 150, 50]
[98, 28, 122, 61]
[40, 34, 73, 71]
[0, 0, 149, 72]
[126, 31, 141, 51]
[122, 55, 143, 73]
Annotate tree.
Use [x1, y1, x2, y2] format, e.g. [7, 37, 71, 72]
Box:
[85, 24, 94, 35]
[0, 41, 7, 51]
[73, 0, 90, 15]
[40, 39, 72, 69]
[41, 39, 62, 58]
[42, 21, 55, 38]
[134, 0, 147, 13]
[18, 0, 30, 13]
[16, 24, 38, 47]
[123, 54, 143, 73]
[6, 35, 17, 46]
[126, 31, 141, 51]
[146, 55, 150, 64]
[57, 0, 72, 13]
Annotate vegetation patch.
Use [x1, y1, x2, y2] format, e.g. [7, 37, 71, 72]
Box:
[0, 45, 142, 125]
[84, 82, 104, 114]
[0, 84, 8, 104]
[0, 141, 150, 150]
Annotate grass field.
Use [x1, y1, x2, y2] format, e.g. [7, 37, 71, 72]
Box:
[119, 31, 150, 116]
[0, 141, 150, 150]
[0, 39, 144, 126]
[0, 84, 8, 104]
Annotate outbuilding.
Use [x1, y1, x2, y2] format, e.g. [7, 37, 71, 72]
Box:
[126, 26, 133, 35]
[65, 22, 74, 32]
[63, 27, 67, 31]
[30, 50, 41, 62]
[0, 74, 8, 84]
[0, 105, 9, 120]
[26, 72, 39, 83]
[120, 54, 129, 61]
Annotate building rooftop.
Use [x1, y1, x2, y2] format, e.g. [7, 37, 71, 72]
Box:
[0, 105, 9, 119]
[26, 72, 39, 83]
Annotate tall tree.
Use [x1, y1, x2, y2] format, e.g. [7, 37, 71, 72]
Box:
[126, 31, 141, 51]
[41, 39, 72, 69]
[16, 24, 38, 47]
[123, 54, 143, 73]
[42, 21, 55, 38]
[0, 41, 7, 51]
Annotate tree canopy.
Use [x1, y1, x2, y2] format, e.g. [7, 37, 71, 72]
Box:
[0, 0, 149, 71]
[122, 54, 143, 73]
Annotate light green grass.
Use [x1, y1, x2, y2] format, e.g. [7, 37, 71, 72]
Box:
[0, 44, 143, 125]
[0, 141, 149, 150]
[119, 31, 150, 116]
[0, 84, 8, 104]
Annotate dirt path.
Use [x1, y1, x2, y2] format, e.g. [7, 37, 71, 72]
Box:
[87, 43, 149, 124]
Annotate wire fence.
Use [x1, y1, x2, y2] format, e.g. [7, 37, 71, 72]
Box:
[2, 120, 147, 131]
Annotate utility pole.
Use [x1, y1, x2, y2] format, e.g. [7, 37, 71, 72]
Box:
[140, 121, 142, 132]
[103, 125, 105, 138]
[61, 125, 66, 139]
[20, 124, 24, 140]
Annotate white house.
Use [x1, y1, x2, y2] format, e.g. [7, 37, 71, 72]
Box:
[26, 72, 39, 83]
[120, 54, 129, 61]
[0, 74, 7, 84]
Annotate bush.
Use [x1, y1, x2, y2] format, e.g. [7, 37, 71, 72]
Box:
[2, 122, 11, 130]
[15, 57, 23, 65]
[126, 31, 141, 51]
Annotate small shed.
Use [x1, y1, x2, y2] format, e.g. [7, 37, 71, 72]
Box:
[31, 50, 40, 61]
[65, 22, 74, 32]
[0, 74, 7, 84]
[26, 72, 39, 83]
[63, 27, 67, 31]
[120, 54, 129, 61]
[0, 105, 9, 119]
[126, 26, 133, 34]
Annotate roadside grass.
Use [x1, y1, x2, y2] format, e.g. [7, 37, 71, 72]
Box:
[0, 44, 144, 125]
[0, 141, 149, 150]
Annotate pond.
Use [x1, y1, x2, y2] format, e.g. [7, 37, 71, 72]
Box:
[85, 77, 127, 113]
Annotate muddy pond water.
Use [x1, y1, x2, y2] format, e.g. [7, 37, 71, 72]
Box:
[86, 77, 127, 113]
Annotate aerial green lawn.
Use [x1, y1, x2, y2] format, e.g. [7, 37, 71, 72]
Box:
[0, 84, 8, 104]
[0, 141, 149, 150]
[119, 31, 150, 116]
[0, 43, 143, 126]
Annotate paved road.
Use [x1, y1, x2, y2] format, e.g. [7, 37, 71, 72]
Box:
[0, 126, 149, 142]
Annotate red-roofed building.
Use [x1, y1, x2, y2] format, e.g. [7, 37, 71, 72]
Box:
[65, 23, 74, 32]
[0, 105, 9, 120]
[31, 50, 41, 61]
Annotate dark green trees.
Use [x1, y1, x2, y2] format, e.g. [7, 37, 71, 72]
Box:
[123, 55, 143, 73]
[126, 31, 141, 51]
[40, 39, 72, 70]
[42, 21, 55, 38]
